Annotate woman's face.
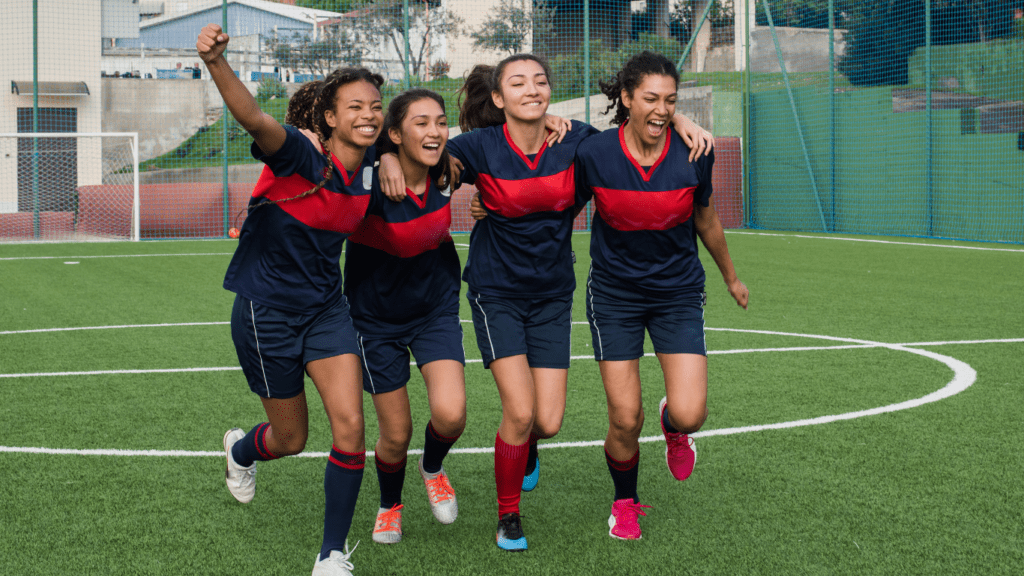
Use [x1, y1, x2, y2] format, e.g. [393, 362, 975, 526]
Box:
[324, 79, 384, 149]
[389, 97, 449, 168]
[621, 73, 677, 148]
[492, 59, 551, 123]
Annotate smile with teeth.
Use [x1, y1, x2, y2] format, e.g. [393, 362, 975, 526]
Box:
[355, 126, 377, 135]
[423, 143, 440, 150]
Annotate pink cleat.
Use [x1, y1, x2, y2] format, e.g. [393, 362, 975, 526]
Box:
[608, 498, 651, 540]
[660, 397, 696, 481]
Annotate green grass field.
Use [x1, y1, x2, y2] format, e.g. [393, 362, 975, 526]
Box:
[1, 231, 1022, 575]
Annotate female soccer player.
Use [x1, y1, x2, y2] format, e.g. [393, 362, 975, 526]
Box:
[382, 53, 711, 551]
[575, 51, 749, 541]
[198, 24, 378, 576]
[343, 89, 466, 545]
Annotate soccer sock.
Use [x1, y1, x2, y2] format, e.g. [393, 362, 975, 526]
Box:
[662, 404, 681, 434]
[525, 433, 539, 475]
[421, 420, 461, 474]
[375, 454, 407, 509]
[320, 446, 365, 562]
[494, 432, 529, 518]
[231, 422, 279, 467]
[605, 448, 640, 503]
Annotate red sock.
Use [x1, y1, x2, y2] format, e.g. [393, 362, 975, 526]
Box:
[494, 432, 529, 518]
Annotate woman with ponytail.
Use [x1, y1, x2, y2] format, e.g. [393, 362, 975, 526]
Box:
[383, 53, 711, 551]
[198, 23, 380, 576]
[342, 89, 466, 545]
[575, 51, 748, 541]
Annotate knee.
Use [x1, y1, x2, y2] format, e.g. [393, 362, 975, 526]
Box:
[378, 428, 412, 455]
[667, 403, 707, 434]
[329, 410, 365, 439]
[503, 406, 535, 437]
[431, 410, 466, 439]
[270, 428, 307, 457]
[532, 416, 563, 440]
[609, 407, 645, 438]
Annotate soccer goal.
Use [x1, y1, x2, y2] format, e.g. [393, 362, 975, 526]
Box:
[0, 132, 139, 242]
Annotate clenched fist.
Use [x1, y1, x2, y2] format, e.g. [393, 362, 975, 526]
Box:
[197, 24, 229, 63]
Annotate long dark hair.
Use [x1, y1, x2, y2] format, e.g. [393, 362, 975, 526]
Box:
[456, 53, 553, 132]
[285, 80, 322, 131]
[378, 88, 454, 191]
[599, 51, 679, 126]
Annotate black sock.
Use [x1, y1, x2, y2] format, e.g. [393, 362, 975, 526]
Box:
[605, 448, 640, 503]
[662, 404, 681, 434]
[231, 423, 279, 467]
[525, 434, 539, 475]
[375, 454, 407, 508]
[320, 447, 364, 562]
[421, 421, 460, 474]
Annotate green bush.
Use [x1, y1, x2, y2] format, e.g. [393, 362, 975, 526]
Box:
[256, 77, 288, 102]
[550, 34, 687, 103]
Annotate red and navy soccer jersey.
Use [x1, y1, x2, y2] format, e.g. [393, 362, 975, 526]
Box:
[446, 120, 599, 298]
[344, 181, 461, 333]
[576, 122, 715, 296]
[223, 126, 374, 314]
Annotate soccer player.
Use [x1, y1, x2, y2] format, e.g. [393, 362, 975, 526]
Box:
[382, 53, 711, 551]
[343, 89, 466, 545]
[575, 51, 749, 540]
[198, 24, 378, 576]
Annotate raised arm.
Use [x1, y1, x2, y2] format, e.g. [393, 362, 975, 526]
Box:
[693, 203, 748, 309]
[197, 24, 287, 156]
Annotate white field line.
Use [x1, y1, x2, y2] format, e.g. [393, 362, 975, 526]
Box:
[0, 253, 233, 261]
[0, 322, 229, 335]
[727, 231, 1024, 253]
[0, 329, 995, 457]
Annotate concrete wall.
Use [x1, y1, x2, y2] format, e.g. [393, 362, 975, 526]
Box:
[1, 0, 103, 214]
[101, 78, 259, 162]
[749, 27, 847, 73]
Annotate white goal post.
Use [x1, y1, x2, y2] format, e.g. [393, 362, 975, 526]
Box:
[0, 132, 140, 242]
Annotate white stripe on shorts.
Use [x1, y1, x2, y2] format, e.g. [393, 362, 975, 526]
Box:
[472, 295, 497, 361]
[357, 336, 376, 394]
[249, 300, 270, 397]
[587, 264, 604, 360]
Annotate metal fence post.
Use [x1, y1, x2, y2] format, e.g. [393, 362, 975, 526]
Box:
[222, 0, 230, 237]
[32, 0, 40, 239]
[926, 0, 933, 237]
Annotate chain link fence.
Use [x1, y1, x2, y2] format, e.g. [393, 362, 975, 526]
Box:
[2, 0, 1021, 242]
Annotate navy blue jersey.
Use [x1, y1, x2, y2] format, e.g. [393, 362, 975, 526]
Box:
[344, 181, 461, 333]
[224, 126, 375, 314]
[576, 122, 715, 296]
[446, 120, 600, 298]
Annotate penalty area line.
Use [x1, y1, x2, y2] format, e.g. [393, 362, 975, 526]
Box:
[727, 231, 1024, 253]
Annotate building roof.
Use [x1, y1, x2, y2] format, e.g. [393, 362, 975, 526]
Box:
[140, 0, 340, 29]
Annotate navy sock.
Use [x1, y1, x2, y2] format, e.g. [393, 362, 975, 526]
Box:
[605, 448, 640, 503]
[662, 405, 681, 434]
[421, 421, 460, 474]
[525, 433, 539, 475]
[231, 423, 278, 467]
[320, 447, 365, 561]
[375, 454, 406, 508]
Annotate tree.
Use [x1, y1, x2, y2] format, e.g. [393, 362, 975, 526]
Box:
[470, 0, 534, 55]
[294, 0, 362, 13]
[351, 0, 463, 79]
[267, 28, 360, 79]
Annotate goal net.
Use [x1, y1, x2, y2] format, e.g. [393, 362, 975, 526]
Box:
[0, 132, 139, 242]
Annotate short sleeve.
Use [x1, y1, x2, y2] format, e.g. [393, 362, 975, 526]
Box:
[694, 148, 715, 207]
[572, 120, 602, 141]
[445, 131, 481, 186]
[573, 143, 595, 209]
[250, 125, 323, 179]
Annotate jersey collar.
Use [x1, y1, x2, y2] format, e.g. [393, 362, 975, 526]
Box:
[618, 120, 671, 182]
[322, 143, 357, 187]
[503, 123, 549, 171]
[406, 185, 429, 209]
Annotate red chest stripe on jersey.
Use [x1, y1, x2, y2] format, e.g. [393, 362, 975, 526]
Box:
[592, 186, 696, 231]
[475, 166, 575, 218]
[503, 124, 549, 170]
[348, 207, 453, 258]
[252, 171, 368, 234]
[618, 121, 671, 182]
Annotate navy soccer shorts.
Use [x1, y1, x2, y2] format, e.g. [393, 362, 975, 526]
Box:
[230, 294, 361, 399]
[585, 272, 707, 361]
[467, 290, 573, 369]
[355, 310, 466, 395]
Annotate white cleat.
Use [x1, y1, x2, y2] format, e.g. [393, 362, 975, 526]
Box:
[419, 457, 458, 525]
[223, 428, 255, 503]
[312, 541, 358, 576]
